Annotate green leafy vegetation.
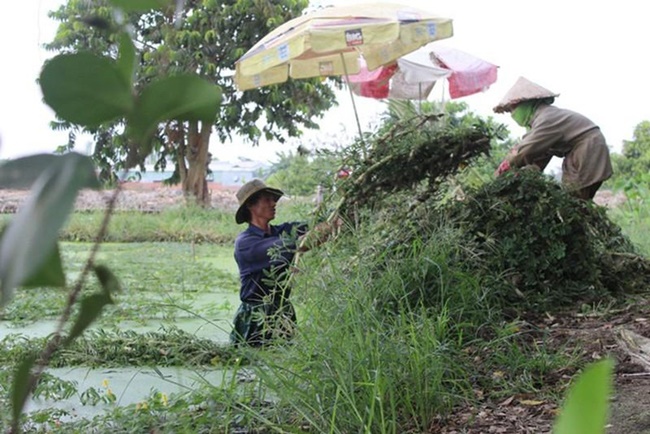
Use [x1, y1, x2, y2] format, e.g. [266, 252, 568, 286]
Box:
[0, 183, 647, 432]
[608, 120, 650, 191]
[446, 170, 650, 312]
[0, 0, 647, 430]
[0, 329, 233, 368]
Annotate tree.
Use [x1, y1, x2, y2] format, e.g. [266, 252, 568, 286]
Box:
[266, 150, 341, 196]
[610, 120, 650, 189]
[45, 0, 338, 204]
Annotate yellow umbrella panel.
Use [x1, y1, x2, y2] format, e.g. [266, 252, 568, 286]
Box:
[234, 3, 453, 91]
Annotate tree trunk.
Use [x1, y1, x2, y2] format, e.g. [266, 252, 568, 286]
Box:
[183, 120, 212, 206]
[165, 121, 187, 186]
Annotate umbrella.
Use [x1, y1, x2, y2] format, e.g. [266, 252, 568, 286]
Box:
[234, 3, 453, 137]
[347, 45, 498, 100]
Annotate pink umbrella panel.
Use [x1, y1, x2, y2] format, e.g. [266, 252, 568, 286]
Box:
[346, 45, 498, 100]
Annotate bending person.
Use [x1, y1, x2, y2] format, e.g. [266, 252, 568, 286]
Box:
[493, 77, 613, 200]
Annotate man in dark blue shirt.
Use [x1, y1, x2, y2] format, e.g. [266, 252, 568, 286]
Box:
[230, 179, 311, 347]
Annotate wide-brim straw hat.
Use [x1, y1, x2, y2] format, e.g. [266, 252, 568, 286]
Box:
[493, 77, 559, 113]
[235, 179, 284, 224]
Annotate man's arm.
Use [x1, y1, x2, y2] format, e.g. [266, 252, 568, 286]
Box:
[297, 218, 343, 252]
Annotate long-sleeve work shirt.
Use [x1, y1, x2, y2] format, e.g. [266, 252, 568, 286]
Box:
[234, 222, 308, 302]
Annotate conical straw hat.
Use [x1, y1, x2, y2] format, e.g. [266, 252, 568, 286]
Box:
[493, 77, 559, 113]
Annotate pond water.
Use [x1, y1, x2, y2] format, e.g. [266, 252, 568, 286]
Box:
[0, 242, 246, 424]
[26, 366, 233, 420]
[0, 316, 234, 343]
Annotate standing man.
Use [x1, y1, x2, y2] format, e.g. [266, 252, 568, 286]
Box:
[230, 178, 337, 347]
[493, 77, 613, 200]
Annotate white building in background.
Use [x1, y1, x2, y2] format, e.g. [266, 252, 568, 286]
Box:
[209, 160, 269, 186]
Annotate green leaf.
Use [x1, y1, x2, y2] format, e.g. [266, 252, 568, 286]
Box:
[128, 74, 222, 143]
[109, 0, 173, 12]
[21, 243, 66, 288]
[94, 265, 121, 295]
[64, 292, 113, 345]
[0, 154, 59, 189]
[0, 153, 100, 306]
[116, 32, 136, 85]
[40, 52, 133, 128]
[553, 358, 614, 434]
[11, 355, 36, 425]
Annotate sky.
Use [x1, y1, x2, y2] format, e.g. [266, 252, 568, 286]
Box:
[1, 0, 649, 164]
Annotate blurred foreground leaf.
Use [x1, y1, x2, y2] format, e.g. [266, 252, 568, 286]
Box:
[94, 264, 122, 294]
[40, 52, 133, 128]
[553, 358, 614, 434]
[128, 74, 221, 143]
[21, 243, 66, 289]
[0, 153, 100, 305]
[65, 291, 114, 345]
[11, 355, 36, 427]
[116, 32, 137, 84]
[0, 154, 59, 189]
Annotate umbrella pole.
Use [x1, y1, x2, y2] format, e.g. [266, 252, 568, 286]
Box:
[340, 53, 365, 152]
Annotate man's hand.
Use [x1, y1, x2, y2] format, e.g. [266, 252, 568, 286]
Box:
[495, 159, 511, 176]
[298, 217, 343, 252]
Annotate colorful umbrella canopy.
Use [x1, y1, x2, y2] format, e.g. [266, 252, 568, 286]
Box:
[234, 3, 454, 91]
[347, 45, 498, 100]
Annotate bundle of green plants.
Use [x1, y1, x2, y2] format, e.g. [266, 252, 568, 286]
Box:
[444, 169, 650, 312]
[340, 168, 649, 314]
[334, 114, 496, 215]
[255, 235, 480, 433]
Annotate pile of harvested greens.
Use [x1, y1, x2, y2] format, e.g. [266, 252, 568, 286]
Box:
[334, 114, 497, 214]
[322, 113, 649, 314]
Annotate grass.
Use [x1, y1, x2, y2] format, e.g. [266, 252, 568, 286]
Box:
[61, 206, 240, 243]
[242, 217, 580, 433]
[0, 189, 647, 433]
[56, 197, 314, 243]
[0, 329, 234, 368]
[608, 191, 650, 256]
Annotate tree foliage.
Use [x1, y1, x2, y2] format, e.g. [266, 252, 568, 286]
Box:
[609, 120, 650, 191]
[266, 150, 341, 196]
[45, 0, 338, 201]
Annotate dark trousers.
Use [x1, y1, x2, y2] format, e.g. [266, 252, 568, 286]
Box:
[572, 181, 603, 200]
[230, 295, 296, 347]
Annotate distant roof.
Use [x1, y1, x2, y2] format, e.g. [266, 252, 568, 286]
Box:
[209, 160, 270, 171]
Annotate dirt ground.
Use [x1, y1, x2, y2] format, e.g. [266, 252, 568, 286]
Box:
[0, 184, 645, 432]
[0, 181, 240, 213]
[432, 301, 650, 434]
